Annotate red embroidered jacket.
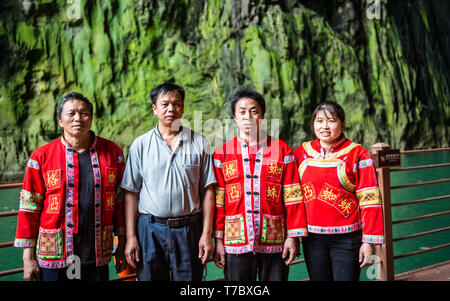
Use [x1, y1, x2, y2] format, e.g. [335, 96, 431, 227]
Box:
[14, 134, 125, 268]
[293, 137, 384, 243]
[213, 135, 308, 254]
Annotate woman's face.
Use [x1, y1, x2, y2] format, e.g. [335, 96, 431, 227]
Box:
[58, 99, 92, 138]
[313, 109, 345, 148]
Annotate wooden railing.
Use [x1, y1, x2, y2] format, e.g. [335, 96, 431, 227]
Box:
[371, 144, 450, 281]
[1, 146, 449, 281]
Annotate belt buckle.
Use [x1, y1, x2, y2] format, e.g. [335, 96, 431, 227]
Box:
[167, 217, 184, 228]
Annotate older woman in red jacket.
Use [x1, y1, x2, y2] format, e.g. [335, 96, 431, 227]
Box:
[294, 101, 384, 281]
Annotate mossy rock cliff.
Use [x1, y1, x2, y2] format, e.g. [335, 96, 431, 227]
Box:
[0, 0, 449, 181]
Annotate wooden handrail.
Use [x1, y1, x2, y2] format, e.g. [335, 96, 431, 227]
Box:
[392, 195, 450, 207]
[392, 210, 450, 225]
[400, 147, 450, 154]
[393, 226, 450, 242]
[0, 183, 22, 190]
[391, 163, 450, 172]
[0, 267, 23, 277]
[394, 242, 450, 260]
[391, 178, 450, 190]
[0, 211, 19, 218]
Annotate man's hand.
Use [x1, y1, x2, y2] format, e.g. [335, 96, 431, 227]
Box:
[124, 236, 140, 268]
[198, 233, 214, 265]
[23, 247, 40, 281]
[213, 238, 226, 269]
[282, 237, 299, 266]
[114, 235, 128, 273]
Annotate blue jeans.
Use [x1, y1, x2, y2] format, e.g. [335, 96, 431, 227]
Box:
[302, 230, 362, 281]
[136, 214, 204, 281]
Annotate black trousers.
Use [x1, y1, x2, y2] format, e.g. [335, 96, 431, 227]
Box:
[40, 263, 109, 281]
[224, 252, 289, 281]
[302, 230, 362, 281]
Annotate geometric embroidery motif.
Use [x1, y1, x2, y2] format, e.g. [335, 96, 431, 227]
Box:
[266, 160, 283, 180]
[226, 182, 241, 203]
[318, 183, 342, 206]
[262, 215, 284, 244]
[45, 169, 61, 190]
[105, 168, 117, 187]
[46, 194, 62, 214]
[27, 159, 40, 170]
[357, 187, 382, 207]
[335, 195, 357, 218]
[301, 182, 316, 203]
[215, 188, 225, 206]
[222, 160, 239, 181]
[37, 229, 63, 259]
[19, 190, 43, 211]
[105, 192, 115, 211]
[266, 183, 281, 202]
[225, 215, 245, 245]
[283, 184, 303, 204]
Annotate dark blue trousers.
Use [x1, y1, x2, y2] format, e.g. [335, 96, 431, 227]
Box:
[136, 214, 204, 281]
[302, 230, 362, 281]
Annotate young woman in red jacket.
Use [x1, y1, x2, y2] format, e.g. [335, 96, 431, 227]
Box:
[294, 101, 384, 281]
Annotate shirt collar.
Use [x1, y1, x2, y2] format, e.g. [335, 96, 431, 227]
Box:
[60, 131, 97, 150]
[237, 130, 268, 148]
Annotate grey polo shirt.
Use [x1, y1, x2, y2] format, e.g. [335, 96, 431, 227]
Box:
[120, 126, 216, 218]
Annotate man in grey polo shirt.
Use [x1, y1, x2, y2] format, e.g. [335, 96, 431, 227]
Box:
[121, 82, 216, 281]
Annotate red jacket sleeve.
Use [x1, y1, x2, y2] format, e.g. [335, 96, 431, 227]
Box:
[354, 150, 384, 244]
[14, 153, 46, 247]
[281, 148, 308, 237]
[113, 148, 126, 236]
[213, 152, 225, 239]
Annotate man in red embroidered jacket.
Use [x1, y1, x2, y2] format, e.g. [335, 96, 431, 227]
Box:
[213, 88, 308, 281]
[14, 92, 126, 281]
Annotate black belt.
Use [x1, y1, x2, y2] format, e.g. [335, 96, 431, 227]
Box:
[140, 212, 202, 228]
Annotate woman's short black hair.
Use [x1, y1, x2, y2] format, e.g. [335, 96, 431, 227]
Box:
[310, 100, 346, 130]
[230, 88, 266, 117]
[57, 92, 93, 119]
[149, 82, 185, 105]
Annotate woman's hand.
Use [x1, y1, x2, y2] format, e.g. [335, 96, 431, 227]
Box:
[359, 242, 374, 268]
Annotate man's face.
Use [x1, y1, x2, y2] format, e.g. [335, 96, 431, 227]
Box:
[152, 90, 184, 129]
[58, 99, 92, 138]
[233, 97, 264, 138]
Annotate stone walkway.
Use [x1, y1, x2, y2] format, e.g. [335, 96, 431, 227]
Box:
[395, 260, 450, 281]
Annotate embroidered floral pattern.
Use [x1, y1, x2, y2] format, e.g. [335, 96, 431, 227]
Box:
[225, 215, 246, 245]
[357, 187, 382, 206]
[19, 190, 43, 212]
[283, 184, 303, 205]
[215, 188, 225, 206]
[261, 215, 284, 244]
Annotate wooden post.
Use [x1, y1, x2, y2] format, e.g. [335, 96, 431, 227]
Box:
[372, 143, 395, 281]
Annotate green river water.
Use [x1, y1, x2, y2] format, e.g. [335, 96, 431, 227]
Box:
[1, 151, 449, 281]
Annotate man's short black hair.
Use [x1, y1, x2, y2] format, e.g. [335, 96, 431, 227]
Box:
[150, 82, 185, 105]
[231, 88, 266, 117]
[57, 92, 93, 119]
